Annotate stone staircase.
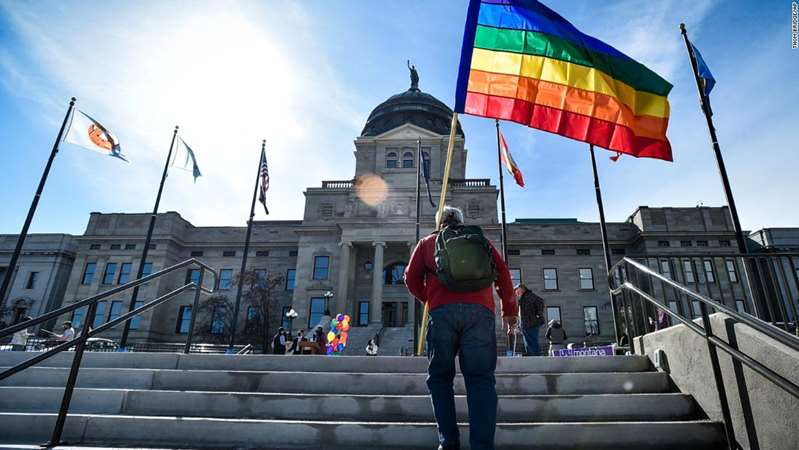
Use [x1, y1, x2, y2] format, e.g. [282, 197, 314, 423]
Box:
[0, 351, 724, 449]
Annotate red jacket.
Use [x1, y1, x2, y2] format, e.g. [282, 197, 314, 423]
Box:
[404, 232, 518, 318]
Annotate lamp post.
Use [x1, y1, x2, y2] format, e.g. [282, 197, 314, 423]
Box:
[285, 308, 298, 332]
[323, 291, 334, 312]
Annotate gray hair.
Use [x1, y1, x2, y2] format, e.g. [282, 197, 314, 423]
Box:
[437, 205, 464, 228]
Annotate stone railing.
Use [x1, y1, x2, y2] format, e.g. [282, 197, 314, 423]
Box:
[321, 180, 354, 189]
[449, 178, 491, 188]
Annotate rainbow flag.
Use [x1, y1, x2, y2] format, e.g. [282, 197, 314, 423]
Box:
[455, 0, 674, 161]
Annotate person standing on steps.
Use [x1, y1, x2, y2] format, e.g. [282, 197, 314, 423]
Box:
[272, 327, 287, 355]
[545, 320, 567, 355]
[405, 205, 517, 450]
[516, 284, 545, 356]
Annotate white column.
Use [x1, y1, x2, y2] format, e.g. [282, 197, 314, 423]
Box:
[336, 241, 352, 315]
[371, 241, 385, 324]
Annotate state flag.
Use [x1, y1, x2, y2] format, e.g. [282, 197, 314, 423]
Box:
[172, 137, 202, 182]
[65, 110, 128, 162]
[499, 131, 524, 188]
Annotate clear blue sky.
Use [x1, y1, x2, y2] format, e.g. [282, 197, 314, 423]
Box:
[0, 0, 796, 235]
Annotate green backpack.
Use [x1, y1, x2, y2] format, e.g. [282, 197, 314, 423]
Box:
[434, 225, 497, 292]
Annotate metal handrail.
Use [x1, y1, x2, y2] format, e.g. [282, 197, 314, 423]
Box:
[0, 258, 218, 446]
[609, 256, 799, 450]
[236, 343, 254, 355]
[615, 257, 799, 353]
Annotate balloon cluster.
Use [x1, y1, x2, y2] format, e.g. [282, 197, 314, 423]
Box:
[326, 314, 351, 356]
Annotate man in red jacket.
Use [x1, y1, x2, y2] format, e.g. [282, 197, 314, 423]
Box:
[405, 206, 517, 450]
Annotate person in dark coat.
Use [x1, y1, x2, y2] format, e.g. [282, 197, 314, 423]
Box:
[272, 327, 287, 355]
[516, 284, 545, 356]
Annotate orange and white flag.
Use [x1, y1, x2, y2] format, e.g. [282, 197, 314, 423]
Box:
[65, 110, 128, 162]
[499, 131, 524, 187]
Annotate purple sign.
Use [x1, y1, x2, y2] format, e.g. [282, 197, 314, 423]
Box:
[553, 345, 614, 357]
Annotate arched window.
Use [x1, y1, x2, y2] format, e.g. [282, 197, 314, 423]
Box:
[384, 262, 407, 285]
[402, 152, 414, 169]
[386, 152, 398, 169]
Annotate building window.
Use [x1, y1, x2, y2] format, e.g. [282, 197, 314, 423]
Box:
[703, 260, 716, 283]
[358, 301, 370, 326]
[543, 268, 558, 290]
[697, 240, 709, 247]
[313, 256, 330, 280]
[282, 306, 292, 330]
[402, 151, 414, 168]
[507, 249, 520, 256]
[384, 263, 406, 285]
[118, 263, 132, 285]
[578, 268, 594, 290]
[659, 260, 672, 280]
[90, 244, 101, 250]
[223, 250, 236, 257]
[82, 262, 97, 285]
[148, 244, 156, 250]
[130, 300, 144, 329]
[541, 249, 555, 255]
[583, 306, 599, 336]
[657, 240, 670, 247]
[246, 306, 258, 330]
[692, 300, 702, 318]
[25, 272, 38, 289]
[186, 269, 201, 285]
[725, 260, 738, 283]
[219, 269, 233, 290]
[72, 307, 86, 330]
[309, 297, 325, 328]
[286, 269, 296, 291]
[735, 299, 746, 313]
[683, 260, 696, 283]
[546, 306, 561, 323]
[255, 250, 269, 257]
[668, 301, 680, 315]
[92, 301, 107, 328]
[577, 248, 591, 256]
[102, 263, 117, 285]
[719, 240, 731, 247]
[141, 263, 153, 277]
[289, 250, 298, 257]
[509, 268, 522, 286]
[320, 203, 334, 217]
[125, 244, 136, 250]
[110, 244, 121, 250]
[176, 305, 192, 334]
[210, 305, 226, 334]
[612, 248, 626, 255]
[680, 240, 693, 247]
[190, 250, 204, 257]
[386, 151, 398, 169]
[108, 301, 123, 323]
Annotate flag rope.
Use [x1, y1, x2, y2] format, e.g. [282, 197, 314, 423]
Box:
[416, 112, 459, 356]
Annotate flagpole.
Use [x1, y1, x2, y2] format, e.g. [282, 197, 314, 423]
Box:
[417, 112, 459, 356]
[228, 140, 265, 353]
[413, 137, 423, 354]
[680, 23, 759, 317]
[0, 97, 75, 309]
[118, 125, 179, 350]
[589, 144, 621, 346]
[494, 119, 509, 263]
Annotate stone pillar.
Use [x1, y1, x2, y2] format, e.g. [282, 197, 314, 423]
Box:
[371, 241, 385, 324]
[336, 241, 352, 315]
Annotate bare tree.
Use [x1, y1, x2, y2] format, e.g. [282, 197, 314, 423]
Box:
[193, 270, 284, 352]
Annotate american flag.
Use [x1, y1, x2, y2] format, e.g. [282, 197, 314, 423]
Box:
[258, 149, 270, 215]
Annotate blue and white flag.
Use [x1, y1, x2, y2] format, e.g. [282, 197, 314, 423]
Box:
[65, 110, 128, 162]
[172, 137, 202, 181]
[690, 42, 716, 115]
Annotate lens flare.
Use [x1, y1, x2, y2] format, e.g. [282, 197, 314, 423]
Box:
[355, 173, 389, 207]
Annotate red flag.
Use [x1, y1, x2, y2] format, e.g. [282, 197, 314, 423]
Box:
[499, 131, 525, 187]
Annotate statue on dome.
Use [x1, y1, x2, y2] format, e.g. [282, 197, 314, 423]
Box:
[407, 60, 419, 90]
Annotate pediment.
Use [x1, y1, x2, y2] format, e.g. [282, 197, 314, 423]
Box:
[374, 123, 442, 140]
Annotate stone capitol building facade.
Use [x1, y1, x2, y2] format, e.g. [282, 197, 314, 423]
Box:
[3, 75, 795, 353]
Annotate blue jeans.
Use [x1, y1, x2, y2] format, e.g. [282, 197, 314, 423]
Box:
[426, 303, 497, 450]
[521, 325, 541, 356]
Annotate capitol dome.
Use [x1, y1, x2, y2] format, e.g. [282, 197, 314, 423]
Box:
[360, 65, 464, 137]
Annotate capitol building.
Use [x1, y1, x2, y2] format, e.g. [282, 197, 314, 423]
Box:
[2, 77, 794, 353]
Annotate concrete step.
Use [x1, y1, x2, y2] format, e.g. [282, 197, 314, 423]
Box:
[0, 367, 671, 395]
[0, 352, 652, 373]
[0, 387, 698, 422]
[0, 412, 725, 449]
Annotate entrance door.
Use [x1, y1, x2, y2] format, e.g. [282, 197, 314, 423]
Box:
[382, 302, 396, 327]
